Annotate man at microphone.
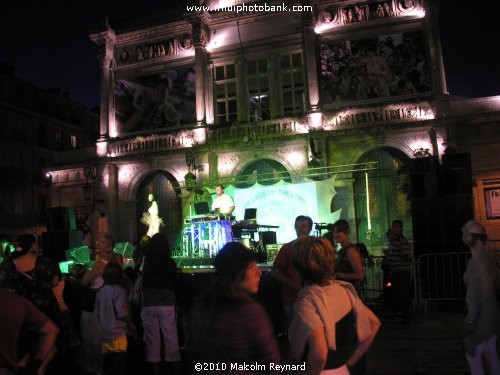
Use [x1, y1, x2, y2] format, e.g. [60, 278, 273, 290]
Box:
[211, 185, 235, 214]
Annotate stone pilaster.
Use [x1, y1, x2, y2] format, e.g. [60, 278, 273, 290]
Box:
[424, 0, 448, 95]
[302, 1, 322, 127]
[93, 27, 116, 156]
[205, 64, 215, 125]
[193, 22, 207, 125]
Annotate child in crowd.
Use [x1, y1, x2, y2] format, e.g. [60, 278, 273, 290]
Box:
[95, 262, 136, 375]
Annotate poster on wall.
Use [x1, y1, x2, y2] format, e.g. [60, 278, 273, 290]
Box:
[484, 187, 500, 220]
[319, 31, 430, 107]
[114, 66, 196, 133]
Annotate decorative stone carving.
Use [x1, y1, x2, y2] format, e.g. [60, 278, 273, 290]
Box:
[398, 0, 417, 12]
[117, 35, 194, 65]
[324, 103, 435, 130]
[218, 154, 240, 176]
[98, 55, 114, 69]
[319, 7, 340, 25]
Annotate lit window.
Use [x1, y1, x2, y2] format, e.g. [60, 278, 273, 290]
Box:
[279, 53, 305, 117]
[247, 58, 270, 122]
[214, 63, 238, 125]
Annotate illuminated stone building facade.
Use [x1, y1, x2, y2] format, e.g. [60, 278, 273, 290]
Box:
[47, 0, 500, 255]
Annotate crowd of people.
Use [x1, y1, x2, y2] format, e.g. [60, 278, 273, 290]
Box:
[0, 216, 498, 375]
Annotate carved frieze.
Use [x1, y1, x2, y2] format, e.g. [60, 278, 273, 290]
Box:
[324, 103, 435, 130]
[317, 0, 421, 30]
[116, 34, 193, 66]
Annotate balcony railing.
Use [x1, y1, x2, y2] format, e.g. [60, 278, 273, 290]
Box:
[108, 119, 308, 157]
[108, 129, 196, 157]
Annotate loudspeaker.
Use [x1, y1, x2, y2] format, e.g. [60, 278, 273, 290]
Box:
[259, 231, 277, 247]
[41, 230, 83, 263]
[411, 197, 443, 256]
[410, 156, 439, 198]
[45, 207, 77, 231]
[442, 153, 472, 195]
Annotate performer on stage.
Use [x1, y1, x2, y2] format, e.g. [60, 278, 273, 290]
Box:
[211, 185, 235, 215]
[141, 193, 163, 237]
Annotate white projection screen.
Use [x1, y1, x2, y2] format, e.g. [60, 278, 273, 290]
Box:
[221, 176, 341, 244]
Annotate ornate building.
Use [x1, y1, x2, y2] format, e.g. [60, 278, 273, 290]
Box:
[46, 0, 500, 256]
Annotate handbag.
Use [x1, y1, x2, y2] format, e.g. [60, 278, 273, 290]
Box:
[129, 258, 144, 308]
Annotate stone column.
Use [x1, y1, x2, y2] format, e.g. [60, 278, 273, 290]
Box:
[95, 163, 118, 239]
[94, 27, 116, 156]
[424, 0, 448, 95]
[193, 21, 207, 144]
[302, 2, 322, 128]
[193, 22, 206, 125]
[205, 63, 215, 125]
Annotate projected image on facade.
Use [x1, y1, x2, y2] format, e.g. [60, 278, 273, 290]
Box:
[115, 67, 196, 133]
[228, 177, 341, 244]
[319, 31, 430, 107]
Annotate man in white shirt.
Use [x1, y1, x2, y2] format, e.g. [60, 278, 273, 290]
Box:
[211, 185, 235, 214]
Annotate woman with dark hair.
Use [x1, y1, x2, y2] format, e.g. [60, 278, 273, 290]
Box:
[189, 242, 281, 373]
[289, 236, 380, 375]
[0, 234, 61, 324]
[141, 233, 180, 375]
[332, 219, 365, 300]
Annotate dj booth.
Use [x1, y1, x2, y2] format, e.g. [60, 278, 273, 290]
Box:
[182, 216, 232, 257]
[182, 212, 278, 260]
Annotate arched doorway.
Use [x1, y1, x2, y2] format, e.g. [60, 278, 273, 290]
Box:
[353, 148, 412, 253]
[136, 171, 182, 250]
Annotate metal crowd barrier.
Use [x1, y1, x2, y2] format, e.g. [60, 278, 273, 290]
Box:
[360, 244, 500, 313]
[415, 252, 470, 311]
[363, 255, 385, 302]
[415, 248, 499, 309]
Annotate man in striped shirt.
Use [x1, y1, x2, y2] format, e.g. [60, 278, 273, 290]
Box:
[384, 220, 413, 322]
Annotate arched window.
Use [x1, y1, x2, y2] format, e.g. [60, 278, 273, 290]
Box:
[235, 159, 291, 188]
[353, 148, 412, 250]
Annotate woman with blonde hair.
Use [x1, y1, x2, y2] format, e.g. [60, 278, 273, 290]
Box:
[461, 220, 500, 375]
[289, 236, 380, 375]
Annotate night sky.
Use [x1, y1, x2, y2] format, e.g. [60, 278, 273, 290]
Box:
[1, 1, 498, 110]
